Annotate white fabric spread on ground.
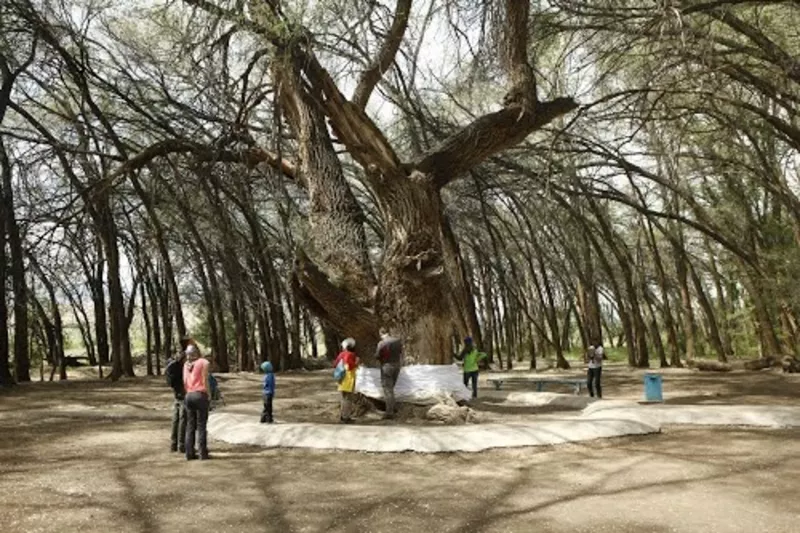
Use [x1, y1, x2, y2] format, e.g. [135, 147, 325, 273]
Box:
[208, 412, 659, 453]
[582, 400, 800, 428]
[208, 398, 800, 453]
[504, 392, 595, 410]
[355, 364, 471, 403]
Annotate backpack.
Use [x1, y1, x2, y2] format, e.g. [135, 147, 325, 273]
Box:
[208, 374, 221, 401]
[165, 359, 184, 396]
[333, 360, 347, 383]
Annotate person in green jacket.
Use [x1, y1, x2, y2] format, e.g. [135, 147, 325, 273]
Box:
[456, 336, 487, 399]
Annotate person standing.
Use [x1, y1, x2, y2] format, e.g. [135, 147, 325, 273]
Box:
[183, 344, 211, 460]
[165, 349, 187, 453]
[260, 361, 275, 423]
[456, 336, 487, 399]
[333, 338, 359, 423]
[375, 328, 403, 420]
[587, 343, 603, 399]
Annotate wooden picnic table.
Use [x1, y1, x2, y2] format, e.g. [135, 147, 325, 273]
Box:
[487, 376, 586, 395]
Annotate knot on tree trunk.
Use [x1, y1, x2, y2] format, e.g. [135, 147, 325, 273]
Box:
[502, 78, 538, 113]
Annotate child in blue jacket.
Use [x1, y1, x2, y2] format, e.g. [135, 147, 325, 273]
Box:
[260, 361, 275, 423]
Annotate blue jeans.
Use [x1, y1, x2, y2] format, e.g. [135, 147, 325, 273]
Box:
[464, 371, 479, 399]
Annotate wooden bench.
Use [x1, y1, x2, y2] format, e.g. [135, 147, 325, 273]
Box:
[487, 377, 586, 395]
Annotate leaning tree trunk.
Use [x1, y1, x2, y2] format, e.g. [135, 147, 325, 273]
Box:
[688, 261, 728, 362]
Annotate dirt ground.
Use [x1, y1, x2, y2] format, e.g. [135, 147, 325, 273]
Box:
[1, 365, 800, 533]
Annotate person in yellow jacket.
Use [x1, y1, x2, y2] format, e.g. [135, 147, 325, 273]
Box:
[333, 338, 359, 423]
[455, 336, 487, 399]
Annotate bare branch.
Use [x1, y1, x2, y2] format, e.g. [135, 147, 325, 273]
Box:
[415, 97, 578, 189]
[352, 0, 412, 110]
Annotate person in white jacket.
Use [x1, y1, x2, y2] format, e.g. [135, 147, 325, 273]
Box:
[587, 344, 604, 398]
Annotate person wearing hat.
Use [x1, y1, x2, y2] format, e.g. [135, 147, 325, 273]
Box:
[455, 336, 487, 399]
[260, 361, 276, 423]
[182, 343, 211, 460]
[333, 338, 359, 423]
[165, 346, 188, 453]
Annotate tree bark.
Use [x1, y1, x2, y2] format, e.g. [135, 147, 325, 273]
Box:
[0, 172, 10, 386]
[1, 138, 29, 382]
[92, 241, 110, 366]
[183, 0, 577, 363]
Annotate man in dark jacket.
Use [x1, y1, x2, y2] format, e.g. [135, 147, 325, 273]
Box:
[165, 349, 187, 452]
[375, 328, 403, 419]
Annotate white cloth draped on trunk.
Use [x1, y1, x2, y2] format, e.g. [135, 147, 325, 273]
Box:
[355, 364, 471, 403]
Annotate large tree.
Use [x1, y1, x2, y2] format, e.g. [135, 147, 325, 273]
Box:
[184, 0, 577, 362]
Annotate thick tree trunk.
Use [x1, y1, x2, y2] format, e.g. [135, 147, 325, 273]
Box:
[1, 139, 29, 382]
[0, 195, 11, 386]
[104, 218, 133, 379]
[322, 323, 340, 360]
[258, 1, 576, 364]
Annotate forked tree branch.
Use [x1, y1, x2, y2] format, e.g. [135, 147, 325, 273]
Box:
[409, 1, 578, 188]
[415, 97, 579, 189]
[352, 0, 413, 110]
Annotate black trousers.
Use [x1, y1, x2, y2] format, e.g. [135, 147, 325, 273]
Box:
[170, 396, 186, 451]
[185, 392, 209, 459]
[380, 363, 400, 416]
[587, 367, 602, 398]
[463, 371, 479, 399]
[261, 395, 274, 423]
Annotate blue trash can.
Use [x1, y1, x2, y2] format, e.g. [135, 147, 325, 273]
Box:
[644, 373, 663, 402]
